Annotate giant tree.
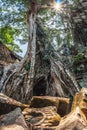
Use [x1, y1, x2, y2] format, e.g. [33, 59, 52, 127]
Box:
[0, 0, 80, 103]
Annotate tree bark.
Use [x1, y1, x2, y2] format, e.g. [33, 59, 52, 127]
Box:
[0, 0, 80, 103]
[0, 0, 38, 103]
[48, 54, 80, 97]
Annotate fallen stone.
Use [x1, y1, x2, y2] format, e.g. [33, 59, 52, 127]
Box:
[30, 96, 69, 117]
[56, 107, 87, 130]
[0, 93, 29, 115]
[72, 87, 87, 118]
[57, 97, 70, 117]
[23, 106, 61, 129]
[0, 108, 28, 130]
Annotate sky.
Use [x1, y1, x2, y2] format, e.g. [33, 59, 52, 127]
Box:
[56, 0, 62, 3]
[16, 41, 28, 57]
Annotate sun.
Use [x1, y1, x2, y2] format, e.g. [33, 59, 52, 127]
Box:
[54, 3, 62, 11]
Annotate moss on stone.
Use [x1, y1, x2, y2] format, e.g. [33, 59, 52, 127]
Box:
[30, 96, 59, 109]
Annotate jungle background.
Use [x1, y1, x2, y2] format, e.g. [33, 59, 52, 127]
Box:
[0, 0, 87, 129]
[0, 0, 87, 102]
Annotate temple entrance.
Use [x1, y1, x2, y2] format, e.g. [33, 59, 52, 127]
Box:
[33, 78, 46, 96]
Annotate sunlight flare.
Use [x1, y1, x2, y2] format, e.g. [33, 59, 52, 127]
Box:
[54, 3, 62, 11]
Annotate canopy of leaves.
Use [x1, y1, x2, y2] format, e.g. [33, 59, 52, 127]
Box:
[0, 0, 76, 54]
[0, 0, 29, 53]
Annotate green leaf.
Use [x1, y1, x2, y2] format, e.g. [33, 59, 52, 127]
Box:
[24, 62, 31, 71]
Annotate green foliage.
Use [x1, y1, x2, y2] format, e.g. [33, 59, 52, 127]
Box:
[0, 0, 28, 53]
[0, 0, 74, 56]
[73, 0, 79, 4]
[73, 53, 85, 74]
[0, 26, 16, 44]
[0, 26, 22, 52]
[24, 62, 31, 71]
[73, 53, 84, 65]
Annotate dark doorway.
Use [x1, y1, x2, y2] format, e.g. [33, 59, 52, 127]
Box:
[33, 78, 46, 96]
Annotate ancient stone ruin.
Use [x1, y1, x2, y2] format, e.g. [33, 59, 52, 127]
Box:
[0, 88, 87, 130]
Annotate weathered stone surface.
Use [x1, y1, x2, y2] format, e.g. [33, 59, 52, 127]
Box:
[56, 107, 87, 130]
[0, 41, 21, 65]
[72, 88, 87, 118]
[0, 93, 29, 115]
[69, 0, 87, 88]
[30, 96, 69, 117]
[0, 108, 28, 130]
[30, 96, 59, 108]
[57, 97, 70, 117]
[23, 106, 61, 129]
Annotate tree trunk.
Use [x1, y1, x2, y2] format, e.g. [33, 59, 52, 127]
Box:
[0, 0, 80, 103]
[49, 57, 80, 97]
[0, 0, 38, 103]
